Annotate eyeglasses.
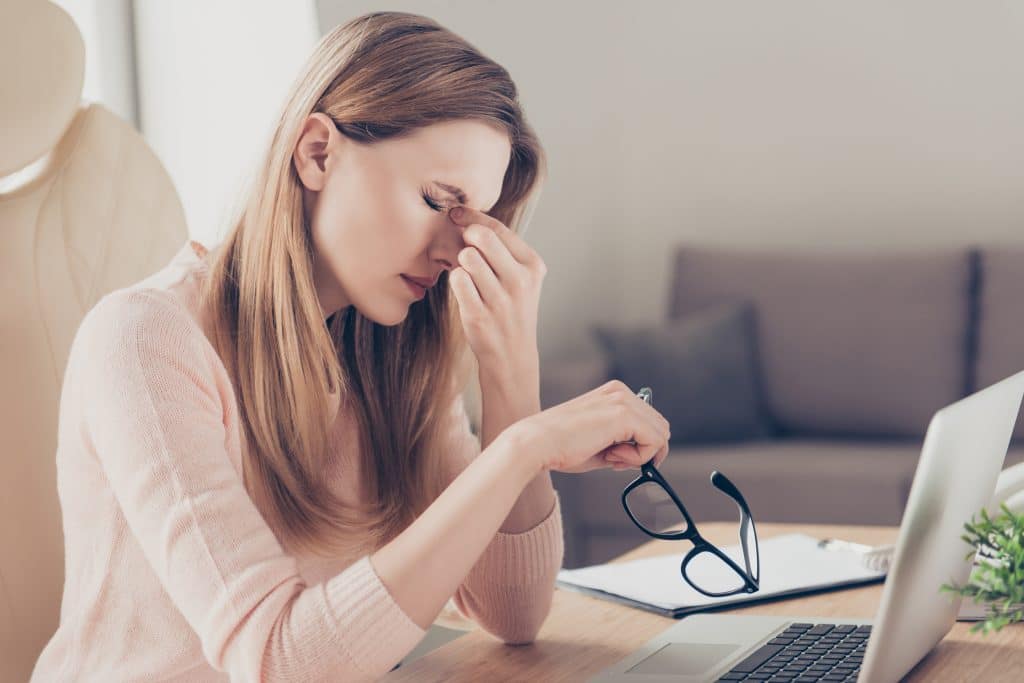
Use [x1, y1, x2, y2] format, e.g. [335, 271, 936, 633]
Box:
[620, 387, 761, 597]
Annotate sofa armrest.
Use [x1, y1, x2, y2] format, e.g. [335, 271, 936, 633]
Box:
[540, 342, 611, 409]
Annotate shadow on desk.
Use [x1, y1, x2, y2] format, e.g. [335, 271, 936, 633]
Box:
[393, 624, 469, 671]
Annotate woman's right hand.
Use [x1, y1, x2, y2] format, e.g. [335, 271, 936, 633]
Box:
[507, 380, 672, 475]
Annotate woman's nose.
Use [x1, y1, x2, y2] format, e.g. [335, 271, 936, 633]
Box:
[430, 218, 465, 271]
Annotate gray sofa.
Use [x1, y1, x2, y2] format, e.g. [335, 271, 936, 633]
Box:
[541, 246, 1024, 569]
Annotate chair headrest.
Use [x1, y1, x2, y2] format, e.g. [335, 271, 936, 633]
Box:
[0, 0, 85, 177]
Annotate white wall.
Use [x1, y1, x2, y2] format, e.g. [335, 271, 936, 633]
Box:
[133, 0, 319, 246]
[318, 1, 1024, 361]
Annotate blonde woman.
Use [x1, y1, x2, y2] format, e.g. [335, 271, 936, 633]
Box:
[32, 12, 671, 682]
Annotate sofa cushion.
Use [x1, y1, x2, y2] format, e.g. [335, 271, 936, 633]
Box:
[976, 249, 1024, 440]
[592, 302, 773, 444]
[669, 247, 972, 437]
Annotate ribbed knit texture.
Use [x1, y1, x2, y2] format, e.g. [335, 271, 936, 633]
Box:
[30, 240, 564, 682]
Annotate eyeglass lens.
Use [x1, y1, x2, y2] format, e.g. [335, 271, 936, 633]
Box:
[684, 548, 749, 594]
[740, 511, 759, 582]
[623, 481, 691, 535]
[683, 493, 758, 594]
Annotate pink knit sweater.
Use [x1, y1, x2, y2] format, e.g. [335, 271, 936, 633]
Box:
[31, 240, 564, 682]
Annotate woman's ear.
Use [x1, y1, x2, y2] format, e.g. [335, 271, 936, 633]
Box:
[293, 112, 340, 192]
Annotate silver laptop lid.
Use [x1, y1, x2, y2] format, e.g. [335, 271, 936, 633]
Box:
[860, 370, 1024, 683]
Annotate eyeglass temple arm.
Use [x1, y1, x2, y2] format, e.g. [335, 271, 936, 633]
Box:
[711, 471, 752, 510]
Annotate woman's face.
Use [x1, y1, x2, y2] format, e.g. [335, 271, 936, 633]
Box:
[294, 115, 512, 325]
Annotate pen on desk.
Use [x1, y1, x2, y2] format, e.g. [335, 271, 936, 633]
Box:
[818, 538, 895, 572]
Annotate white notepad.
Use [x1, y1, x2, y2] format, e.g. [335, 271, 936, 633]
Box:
[556, 532, 886, 618]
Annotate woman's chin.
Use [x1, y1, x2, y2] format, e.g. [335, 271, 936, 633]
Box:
[383, 310, 410, 326]
[357, 303, 410, 327]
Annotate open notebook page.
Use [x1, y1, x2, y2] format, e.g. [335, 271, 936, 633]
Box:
[556, 533, 885, 611]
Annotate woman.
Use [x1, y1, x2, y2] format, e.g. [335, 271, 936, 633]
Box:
[32, 11, 670, 682]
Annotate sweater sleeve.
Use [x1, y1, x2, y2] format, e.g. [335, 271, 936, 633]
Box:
[439, 391, 565, 644]
[77, 291, 425, 682]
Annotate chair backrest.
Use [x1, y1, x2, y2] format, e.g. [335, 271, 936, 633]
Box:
[0, 2, 187, 680]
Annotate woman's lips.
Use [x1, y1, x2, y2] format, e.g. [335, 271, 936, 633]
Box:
[401, 275, 426, 299]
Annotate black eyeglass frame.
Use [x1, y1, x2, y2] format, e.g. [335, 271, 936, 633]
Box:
[619, 387, 761, 598]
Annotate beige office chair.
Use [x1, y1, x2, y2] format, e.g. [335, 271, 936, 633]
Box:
[0, 1, 187, 680]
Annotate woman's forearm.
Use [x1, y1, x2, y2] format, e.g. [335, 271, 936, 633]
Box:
[478, 365, 557, 534]
[478, 364, 540, 451]
[369, 428, 541, 630]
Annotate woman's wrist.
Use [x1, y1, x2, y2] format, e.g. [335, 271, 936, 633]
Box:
[478, 363, 539, 406]
[488, 421, 546, 486]
[476, 359, 540, 452]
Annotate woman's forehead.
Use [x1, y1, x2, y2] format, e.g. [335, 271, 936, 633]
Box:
[378, 120, 510, 207]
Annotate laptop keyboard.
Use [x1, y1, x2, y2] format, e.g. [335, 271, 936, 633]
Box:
[716, 622, 870, 682]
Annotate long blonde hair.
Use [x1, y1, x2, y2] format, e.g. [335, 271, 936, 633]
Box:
[198, 12, 545, 558]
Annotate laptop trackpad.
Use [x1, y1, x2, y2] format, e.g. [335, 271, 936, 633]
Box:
[626, 642, 741, 675]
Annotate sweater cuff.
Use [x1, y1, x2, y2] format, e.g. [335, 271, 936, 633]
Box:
[322, 555, 426, 675]
[467, 490, 565, 586]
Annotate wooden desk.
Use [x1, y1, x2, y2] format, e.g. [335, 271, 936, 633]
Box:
[387, 522, 1024, 682]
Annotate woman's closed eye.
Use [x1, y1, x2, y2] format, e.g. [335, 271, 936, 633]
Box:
[421, 190, 447, 212]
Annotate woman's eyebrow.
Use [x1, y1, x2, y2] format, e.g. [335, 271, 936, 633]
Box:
[432, 181, 468, 204]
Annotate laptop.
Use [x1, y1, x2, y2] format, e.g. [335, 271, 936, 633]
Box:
[592, 369, 1024, 683]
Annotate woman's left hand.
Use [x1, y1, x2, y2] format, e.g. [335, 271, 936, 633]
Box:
[446, 205, 546, 375]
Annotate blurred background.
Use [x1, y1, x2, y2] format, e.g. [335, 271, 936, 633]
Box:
[6, 0, 1024, 676]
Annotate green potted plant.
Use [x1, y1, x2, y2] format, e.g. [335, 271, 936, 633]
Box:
[941, 502, 1024, 634]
